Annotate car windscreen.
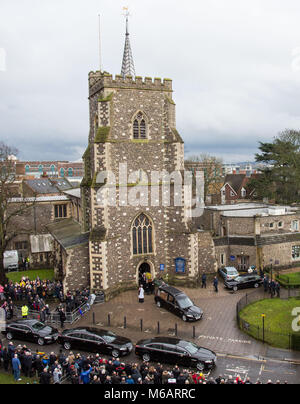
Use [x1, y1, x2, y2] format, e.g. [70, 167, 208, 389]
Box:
[227, 270, 237, 275]
[100, 331, 117, 344]
[181, 342, 199, 355]
[31, 322, 47, 331]
[176, 295, 193, 309]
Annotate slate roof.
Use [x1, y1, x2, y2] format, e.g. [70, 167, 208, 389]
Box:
[63, 188, 81, 199]
[47, 219, 89, 250]
[224, 174, 246, 194]
[24, 178, 73, 195]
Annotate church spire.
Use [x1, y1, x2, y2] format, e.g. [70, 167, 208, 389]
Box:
[121, 8, 136, 79]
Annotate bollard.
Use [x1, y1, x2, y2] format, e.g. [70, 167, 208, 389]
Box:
[157, 321, 160, 335]
[92, 312, 96, 325]
[193, 326, 196, 339]
[175, 323, 178, 337]
[124, 316, 127, 329]
[108, 314, 111, 327]
[140, 319, 143, 332]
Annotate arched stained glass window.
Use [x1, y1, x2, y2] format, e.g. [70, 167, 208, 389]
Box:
[132, 214, 153, 255]
[133, 112, 147, 139]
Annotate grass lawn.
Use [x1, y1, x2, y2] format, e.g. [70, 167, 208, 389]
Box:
[277, 272, 300, 287]
[7, 269, 54, 283]
[0, 372, 38, 384]
[239, 298, 300, 349]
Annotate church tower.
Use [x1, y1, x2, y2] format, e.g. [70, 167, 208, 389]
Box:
[81, 17, 215, 296]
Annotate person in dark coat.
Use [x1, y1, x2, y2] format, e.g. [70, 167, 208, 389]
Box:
[263, 276, 269, 293]
[201, 273, 207, 289]
[39, 368, 52, 385]
[275, 282, 281, 298]
[59, 309, 66, 329]
[213, 277, 219, 293]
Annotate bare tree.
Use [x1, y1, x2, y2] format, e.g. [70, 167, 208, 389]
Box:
[0, 142, 35, 284]
[185, 153, 224, 201]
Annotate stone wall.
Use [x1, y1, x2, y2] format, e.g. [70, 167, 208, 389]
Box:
[63, 243, 90, 292]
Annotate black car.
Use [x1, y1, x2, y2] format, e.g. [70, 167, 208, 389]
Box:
[225, 274, 263, 291]
[155, 285, 203, 322]
[3, 320, 59, 346]
[135, 337, 217, 371]
[58, 327, 133, 358]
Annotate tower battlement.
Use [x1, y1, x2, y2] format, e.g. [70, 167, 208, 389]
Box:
[89, 72, 173, 97]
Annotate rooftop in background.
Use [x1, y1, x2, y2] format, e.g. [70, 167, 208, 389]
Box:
[206, 203, 299, 217]
[63, 188, 81, 199]
[47, 218, 89, 250]
[23, 178, 74, 195]
[206, 203, 268, 211]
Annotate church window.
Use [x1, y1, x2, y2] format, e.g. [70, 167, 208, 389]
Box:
[133, 112, 147, 139]
[132, 214, 154, 255]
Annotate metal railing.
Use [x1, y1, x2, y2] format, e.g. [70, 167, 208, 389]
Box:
[236, 288, 300, 350]
[15, 293, 105, 325]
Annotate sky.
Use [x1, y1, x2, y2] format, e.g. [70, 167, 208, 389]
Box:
[1, 0, 300, 163]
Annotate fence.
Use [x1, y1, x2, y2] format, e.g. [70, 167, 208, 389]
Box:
[236, 288, 300, 350]
[15, 293, 105, 325]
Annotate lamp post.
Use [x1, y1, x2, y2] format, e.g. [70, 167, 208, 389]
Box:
[262, 314, 266, 344]
[270, 259, 273, 281]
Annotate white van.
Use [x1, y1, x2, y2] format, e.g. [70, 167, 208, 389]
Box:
[3, 250, 19, 272]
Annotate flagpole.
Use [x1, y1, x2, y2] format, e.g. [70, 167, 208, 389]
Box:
[98, 14, 102, 72]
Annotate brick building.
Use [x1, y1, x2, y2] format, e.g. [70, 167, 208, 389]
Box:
[15, 161, 84, 180]
[220, 174, 257, 205]
[7, 176, 81, 269]
[199, 203, 300, 272]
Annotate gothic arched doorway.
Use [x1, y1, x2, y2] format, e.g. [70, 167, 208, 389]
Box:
[137, 261, 155, 294]
[138, 262, 151, 284]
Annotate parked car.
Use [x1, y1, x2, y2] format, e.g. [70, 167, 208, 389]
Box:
[3, 320, 59, 346]
[218, 266, 239, 281]
[155, 285, 203, 322]
[135, 337, 217, 371]
[225, 274, 263, 292]
[58, 327, 133, 358]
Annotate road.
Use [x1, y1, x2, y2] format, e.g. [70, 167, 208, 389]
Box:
[2, 335, 300, 384]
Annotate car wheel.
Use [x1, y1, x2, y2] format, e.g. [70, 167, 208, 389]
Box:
[182, 315, 188, 322]
[233, 286, 238, 292]
[64, 342, 71, 350]
[156, 301, 161, 308]
[254, 283, 259, 289]
[142, 353, 151, 362]
[37, 338, 45, 346]
[197, 362, 205, 371]
[112, 349, 120, 358]
[6, 332, 13, 341]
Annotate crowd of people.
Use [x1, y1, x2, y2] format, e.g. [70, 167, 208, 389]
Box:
[263, 276, 281, 298]
[0, 341, 290, 384]
[0, 276, 92, 323]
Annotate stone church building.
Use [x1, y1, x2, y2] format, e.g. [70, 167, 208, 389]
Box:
[48, 20, 217, 297]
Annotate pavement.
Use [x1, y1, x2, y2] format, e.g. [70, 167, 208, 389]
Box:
[78, 286, 265, 358]
[3, 283, 300, 383]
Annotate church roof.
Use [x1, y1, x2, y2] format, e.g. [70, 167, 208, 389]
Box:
[47, 218, 89, 250]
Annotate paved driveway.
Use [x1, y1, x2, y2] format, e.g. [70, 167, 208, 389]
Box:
[79, 285, 267, 358]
